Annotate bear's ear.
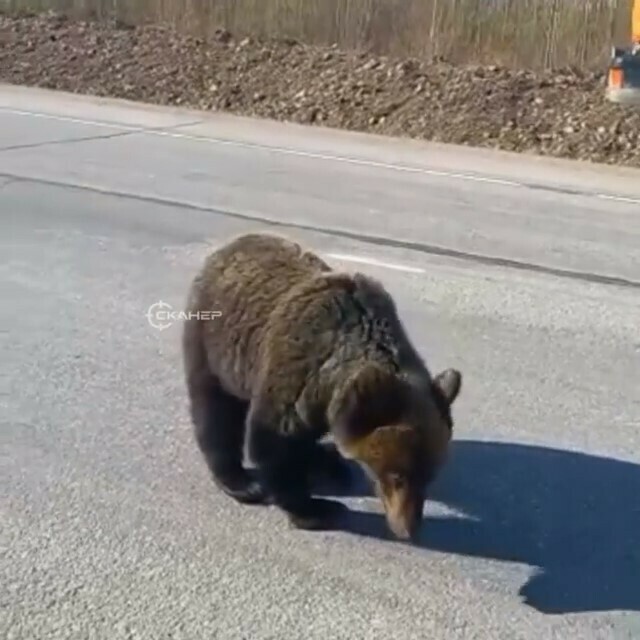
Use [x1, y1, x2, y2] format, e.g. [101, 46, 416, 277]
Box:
[432, 368, 462, 406]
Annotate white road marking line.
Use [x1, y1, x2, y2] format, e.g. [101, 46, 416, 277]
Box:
[154, 130, 523, 187]
[0, 107, 519, 186]
[597, 193, 640, 205]
[3, 106, 640, 205]
[325, 252, 426, 274]
[2, 108, 144, 131]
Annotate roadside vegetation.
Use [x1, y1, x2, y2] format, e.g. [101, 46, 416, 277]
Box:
[5, 0, 634, 70]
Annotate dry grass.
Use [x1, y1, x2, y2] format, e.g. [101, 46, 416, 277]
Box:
[3, 0, 635, 70]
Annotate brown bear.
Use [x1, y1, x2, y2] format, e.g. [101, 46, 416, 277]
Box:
[182, 232, 462, 541]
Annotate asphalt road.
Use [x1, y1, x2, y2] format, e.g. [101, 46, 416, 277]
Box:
[1, 84, 639, 640]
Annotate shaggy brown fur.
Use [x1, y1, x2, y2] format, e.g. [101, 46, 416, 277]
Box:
[182, 232, 462, 540]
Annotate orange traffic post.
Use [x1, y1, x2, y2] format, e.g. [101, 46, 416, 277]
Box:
[608, 66, 624, 89]
[633, 0, 640, 43]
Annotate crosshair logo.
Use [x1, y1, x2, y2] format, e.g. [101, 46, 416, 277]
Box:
[146, 300, 174, 330]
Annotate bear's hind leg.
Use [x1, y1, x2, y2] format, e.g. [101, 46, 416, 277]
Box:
[190, 380, 269, 506]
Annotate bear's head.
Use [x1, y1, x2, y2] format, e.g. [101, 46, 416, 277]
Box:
[330, 363, 461, 541]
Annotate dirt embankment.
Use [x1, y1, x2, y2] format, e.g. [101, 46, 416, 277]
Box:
[2, 12, 639, 168]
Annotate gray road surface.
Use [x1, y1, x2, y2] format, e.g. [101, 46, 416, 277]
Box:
[1, 84, 639, 640]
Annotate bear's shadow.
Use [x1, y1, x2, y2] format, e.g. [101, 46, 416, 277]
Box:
[315, 438, 640, 616]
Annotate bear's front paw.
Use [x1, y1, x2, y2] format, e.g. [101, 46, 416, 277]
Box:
[233, 479, 271, 505]
[213, 471, 271, 505]
[286, 498, 348, 531]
